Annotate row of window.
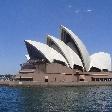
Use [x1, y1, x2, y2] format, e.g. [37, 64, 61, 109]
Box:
[91, 77, 112, 81]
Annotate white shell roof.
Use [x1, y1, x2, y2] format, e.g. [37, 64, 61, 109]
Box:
[61, 25, 90, 71]
[25, 40, 69, 67]
[47, 35, 83, 68]
[89, 52, 112, 71]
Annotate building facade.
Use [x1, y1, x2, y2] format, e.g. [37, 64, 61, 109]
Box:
[15, 25, 112, 83]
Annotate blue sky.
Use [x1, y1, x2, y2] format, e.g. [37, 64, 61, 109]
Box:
[0, 0, 112, 74]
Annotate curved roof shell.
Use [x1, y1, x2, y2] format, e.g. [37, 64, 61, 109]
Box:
[47, 35, 83, 69]
[61, 25, 90, 71]
[89, 52, 112, 71]
[25, 40, 69, 67]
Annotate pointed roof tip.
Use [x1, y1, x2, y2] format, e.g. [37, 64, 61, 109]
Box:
[60, 25, 73, 34]
[60, 25, 64, 27]
[47, 35, 59, 41]
[47, 34, 52, 38]
[24, 40, 32, 43]
[60, 25, 66, 29]
[47, 35, 60, 41]
[60, 25, 65, 30]
[60, 25, 70, 29]
[47, 35, 53, 41]
[47, 35, 55, 38]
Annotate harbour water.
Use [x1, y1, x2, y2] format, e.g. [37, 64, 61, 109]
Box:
[0, 86, 112, 112]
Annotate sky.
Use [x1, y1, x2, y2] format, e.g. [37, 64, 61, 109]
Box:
[0, 0, 112, 74]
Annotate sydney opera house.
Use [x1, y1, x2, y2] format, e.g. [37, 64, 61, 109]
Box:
[15, 25, 112, 83]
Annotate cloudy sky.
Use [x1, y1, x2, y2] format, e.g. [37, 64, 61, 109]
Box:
[0, 0, 112, 74]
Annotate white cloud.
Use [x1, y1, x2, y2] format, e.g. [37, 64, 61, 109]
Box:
[74, 9, 93, 14]
[74, 10, 80, 14]
[68, 4, 72, 8]
[87, 9, 93, 12]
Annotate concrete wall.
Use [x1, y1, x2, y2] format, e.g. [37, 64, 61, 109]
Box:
[16, 72, 78, 83]
[46, 63, 73, 74]
[15, 62, 112, 83]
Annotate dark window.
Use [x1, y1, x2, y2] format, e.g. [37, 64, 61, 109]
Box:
[99, 78, 104, 81]
[91, 77, 95, 81]
[45, 79, 48, 82]
[89, 67, 101, 72]
[96, 78, 99, 81]
[104, 78, 108, 81]
[53, 60, 66, 66]
[74, 65, 83, 71]
[102, 69, 108, 72]
[80, 79, 84, 81]
[17, 77, 33, 81]
[65, 74, 72, 75]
